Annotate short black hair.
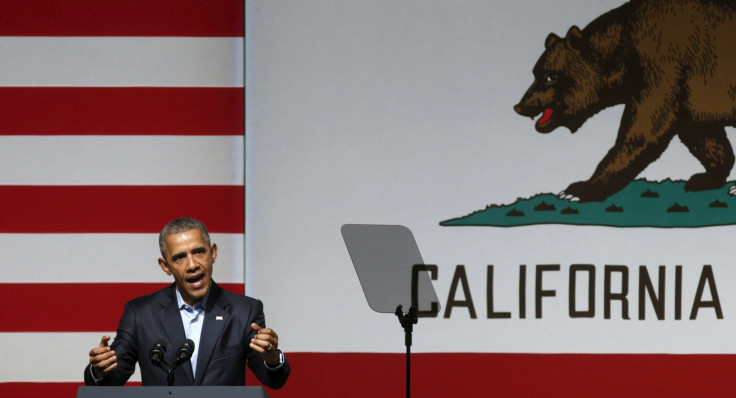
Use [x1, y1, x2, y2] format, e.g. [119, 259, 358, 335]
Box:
[159, 217, 211, 258]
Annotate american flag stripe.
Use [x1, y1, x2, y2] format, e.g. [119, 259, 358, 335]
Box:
[0, 0, 244, 37]
[0, 37, 243, 87]
[1, 333, 128, 382]
[3, 233, 244, 283]
[0, 137, 243, 185]
[0, 87, 244, 136]
[0, 186, 244, 233]
[1, 283, 245, 332]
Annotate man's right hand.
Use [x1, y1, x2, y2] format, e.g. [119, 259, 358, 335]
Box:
[88, 335, 117, 379]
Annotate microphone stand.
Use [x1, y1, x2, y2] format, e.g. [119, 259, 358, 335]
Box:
[166, 357, 191, 386]
[151, 341, 194, 386]
[395, 305, 418, 398]
[152, 356, 192, 386]
[151, 356, 174, 386]
[165, 363, 176, 387]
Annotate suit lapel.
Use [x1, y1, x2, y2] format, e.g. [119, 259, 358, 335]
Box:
[157, 284, 195, 385]
[194, 281, 231, 385]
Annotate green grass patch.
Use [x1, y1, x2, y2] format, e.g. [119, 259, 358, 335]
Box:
[440, 179, 736, 228]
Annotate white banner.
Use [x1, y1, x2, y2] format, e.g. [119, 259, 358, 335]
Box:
[246, 0, 736, 355]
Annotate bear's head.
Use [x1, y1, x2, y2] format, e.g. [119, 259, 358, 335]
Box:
[514, 25, 615, 134]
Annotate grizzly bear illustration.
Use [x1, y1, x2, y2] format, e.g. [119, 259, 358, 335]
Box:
[514, 0, 736, 202]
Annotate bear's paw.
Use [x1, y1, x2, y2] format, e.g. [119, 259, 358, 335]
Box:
[561, 181, 611, 203]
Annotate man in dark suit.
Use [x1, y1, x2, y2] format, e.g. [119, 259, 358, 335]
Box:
[84, 217, 290, 388]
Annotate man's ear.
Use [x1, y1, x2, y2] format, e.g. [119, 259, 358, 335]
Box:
[158, 258, 172, 275]
[210, 243, 218, 263]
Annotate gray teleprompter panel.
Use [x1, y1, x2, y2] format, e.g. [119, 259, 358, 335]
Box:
[341, 224, 439, 314]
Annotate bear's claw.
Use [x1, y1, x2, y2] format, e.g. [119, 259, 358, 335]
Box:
[558, 191, 580, 202]
[563, 181, 612, 202]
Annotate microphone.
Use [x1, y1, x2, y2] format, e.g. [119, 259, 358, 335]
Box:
[149, 338, 196, 386]
[149, 340, 167, 366]
[176, 339, 195, 362]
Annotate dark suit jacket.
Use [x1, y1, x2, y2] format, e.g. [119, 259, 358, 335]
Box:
[84, 281, 290, 388]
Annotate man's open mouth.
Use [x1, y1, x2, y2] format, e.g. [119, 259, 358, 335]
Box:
[187, 273, 205, 288]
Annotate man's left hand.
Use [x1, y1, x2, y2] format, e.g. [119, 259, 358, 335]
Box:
[250, 323, 281, 366]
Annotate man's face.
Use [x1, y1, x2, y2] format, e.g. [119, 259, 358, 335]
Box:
[158, 229, 217, 306]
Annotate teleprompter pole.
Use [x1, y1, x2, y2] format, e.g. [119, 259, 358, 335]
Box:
[395, 305, 418, 398]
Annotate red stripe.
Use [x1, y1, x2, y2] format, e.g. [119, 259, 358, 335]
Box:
[0, 382, 140, 397]
[0, 186, 244, 233]
[1, 283, 244, 332]
[0, 1, 243, 37]
[276, 353, 736, 397]
[0, 383, 83, 397]
[0, 87, 243, 136]
[4, 353, 736, 396]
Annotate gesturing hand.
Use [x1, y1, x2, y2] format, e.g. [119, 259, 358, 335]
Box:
[88, 335, 118, 379]
[250, 323, 280, 366]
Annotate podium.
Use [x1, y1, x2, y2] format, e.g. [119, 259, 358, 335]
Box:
[77, 386, 269, 398]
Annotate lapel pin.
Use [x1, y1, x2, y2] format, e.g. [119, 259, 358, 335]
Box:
[216, 315, 223, 320]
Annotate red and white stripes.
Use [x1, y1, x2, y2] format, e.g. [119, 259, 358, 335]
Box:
[0, 0, 245, 392]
